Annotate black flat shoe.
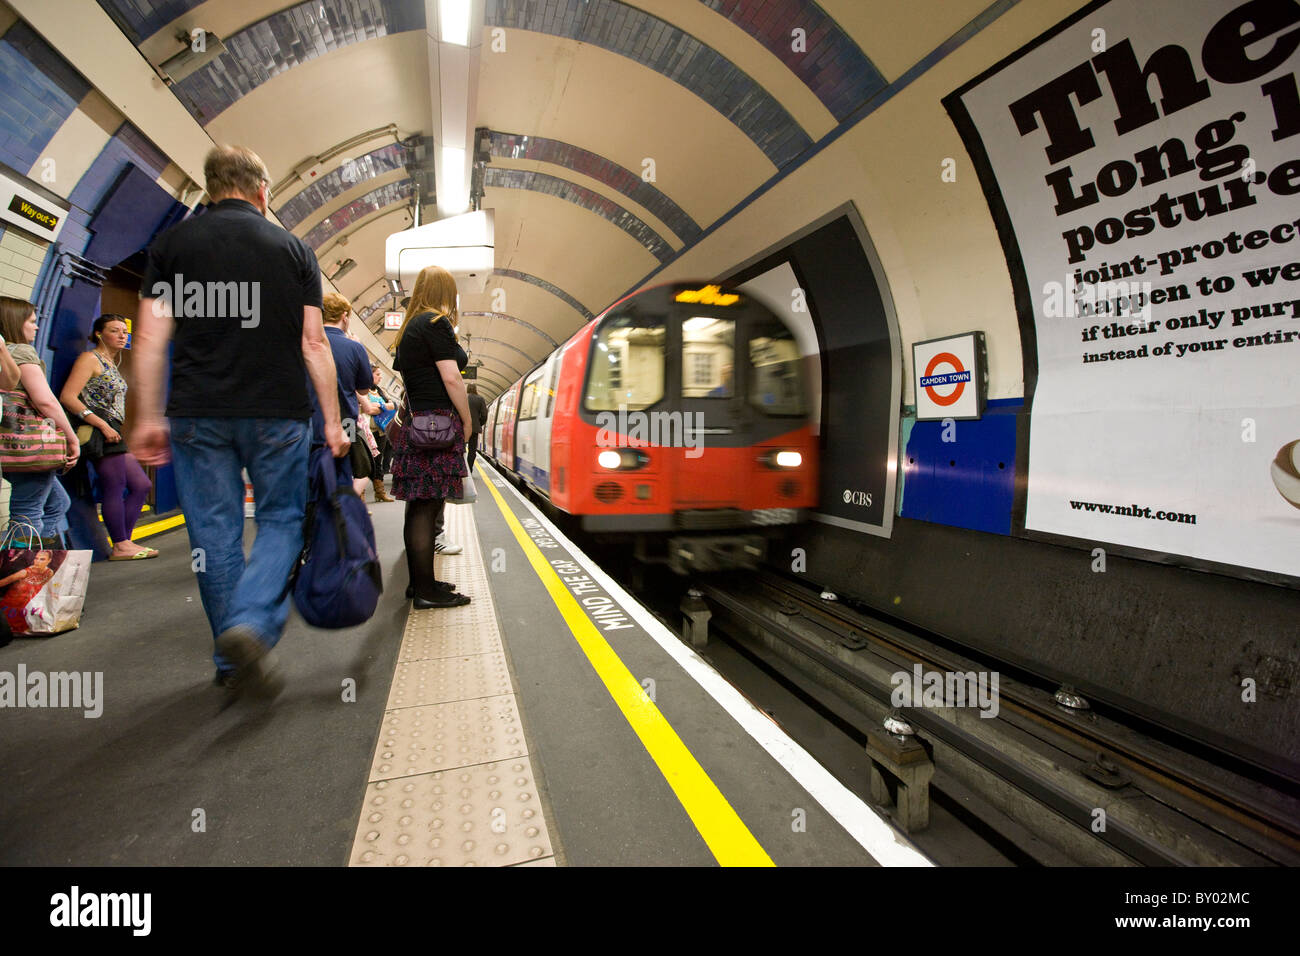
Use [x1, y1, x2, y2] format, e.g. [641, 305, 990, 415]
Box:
[406, 582, 455, 598]
[412, 590, 471, 609]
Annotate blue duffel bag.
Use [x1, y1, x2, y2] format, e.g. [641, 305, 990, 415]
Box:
[291, 446, 383, 628]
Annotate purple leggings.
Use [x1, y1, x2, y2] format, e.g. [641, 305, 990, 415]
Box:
[95, 453, 152, 543]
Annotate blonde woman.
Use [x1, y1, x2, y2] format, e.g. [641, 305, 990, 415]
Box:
[391, 265, 473, 608]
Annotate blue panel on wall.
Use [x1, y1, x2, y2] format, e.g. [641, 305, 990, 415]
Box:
[48, 279, 103, 394]
[49, 162, 185, 390]
[899, 398, 1020, 536]
[65, 124, 171, 255]
[84, 164, 179, 268]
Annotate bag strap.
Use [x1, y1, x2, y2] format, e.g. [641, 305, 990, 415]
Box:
[2, 521, 42, 550]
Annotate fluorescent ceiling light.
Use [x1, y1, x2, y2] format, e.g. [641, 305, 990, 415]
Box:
[440, 0, 471, 45]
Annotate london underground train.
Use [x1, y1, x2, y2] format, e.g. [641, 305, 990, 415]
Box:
[481, 282, 817, 573]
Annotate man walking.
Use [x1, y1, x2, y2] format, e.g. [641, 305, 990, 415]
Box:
[131, 145, 349, 698]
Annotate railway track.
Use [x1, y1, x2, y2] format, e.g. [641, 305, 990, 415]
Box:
[615, 560, 1300, 866]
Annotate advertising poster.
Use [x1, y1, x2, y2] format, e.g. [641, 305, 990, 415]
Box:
[947, 0, 1300, 578]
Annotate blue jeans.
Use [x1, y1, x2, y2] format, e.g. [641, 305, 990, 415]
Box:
[169, 417, 309, 671]
[6, 469, 71, 538]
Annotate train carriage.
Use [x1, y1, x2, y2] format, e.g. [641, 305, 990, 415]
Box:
[482, 282, 817, 572]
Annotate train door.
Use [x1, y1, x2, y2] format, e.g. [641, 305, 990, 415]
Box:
[484, 399, 498, 459]
[500, 382, 520, 473]
[515, 366, 545, 487]
[531, 351, 561, 494]
[493, 394, 506, 460]
[675, 304, 746, 507]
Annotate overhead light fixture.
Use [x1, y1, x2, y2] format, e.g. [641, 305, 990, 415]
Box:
[440, 0, 471, 45]
[329, 258, 357, 281]
[156, 29, 227, 84]
[385, 209, 495, 293]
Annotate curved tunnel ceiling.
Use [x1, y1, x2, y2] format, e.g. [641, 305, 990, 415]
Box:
[95, 0, 980, 398]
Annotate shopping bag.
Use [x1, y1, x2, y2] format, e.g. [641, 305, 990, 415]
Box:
[447, 455, 477, 505]
[0, 527, 91, 635]
[0, 388, 68, 472]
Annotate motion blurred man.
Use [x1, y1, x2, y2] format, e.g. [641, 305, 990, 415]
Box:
[131, 144, 349, 698]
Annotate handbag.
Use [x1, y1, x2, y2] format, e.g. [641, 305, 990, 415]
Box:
[76, 406, 124, 461]
[0, 387, 68, 472]
[388, 392, 459, 451]
[0, 523, 91, 636]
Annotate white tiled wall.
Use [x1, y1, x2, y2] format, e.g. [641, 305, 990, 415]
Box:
[0, 227, 49, 299]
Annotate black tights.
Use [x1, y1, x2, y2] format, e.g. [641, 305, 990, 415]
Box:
[403, 498, 447, 596]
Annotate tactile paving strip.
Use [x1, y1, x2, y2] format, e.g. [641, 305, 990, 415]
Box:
[352, 500, 558, 865]
[399, 621, 504, 661]
[350, 757, 554, 866]
[384, 653, 514, 709]
[370, 694, 526, 781]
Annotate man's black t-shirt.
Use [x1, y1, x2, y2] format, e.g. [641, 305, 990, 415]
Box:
[394, 313, 467, 411]
[139, 198, 322, 419]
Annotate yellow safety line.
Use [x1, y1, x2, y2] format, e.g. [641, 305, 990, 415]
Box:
[477, 465, 774, 867]
[130, 513, 186, 540]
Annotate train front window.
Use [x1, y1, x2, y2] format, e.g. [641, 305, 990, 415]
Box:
[749, 321, 806, 416]
[585, 313, 665, 411]
[682, 316, 735, 398]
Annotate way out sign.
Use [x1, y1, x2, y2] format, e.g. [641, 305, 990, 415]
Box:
[913, 332, 986, 420]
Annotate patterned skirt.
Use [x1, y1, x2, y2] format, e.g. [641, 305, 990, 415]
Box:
[390, 410, 467, 501]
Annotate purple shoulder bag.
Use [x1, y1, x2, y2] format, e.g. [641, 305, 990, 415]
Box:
[391, 393, 459, 450]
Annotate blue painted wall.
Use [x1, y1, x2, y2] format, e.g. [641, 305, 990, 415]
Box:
[898, 397, 1020, 536]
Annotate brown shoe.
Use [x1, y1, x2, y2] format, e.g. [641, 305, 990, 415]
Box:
[372, 478, 395, 503]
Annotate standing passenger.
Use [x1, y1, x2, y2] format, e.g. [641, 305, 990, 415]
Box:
[391, 265, 473, 608]
[465, 384, 487, 471]
[309, 292, 374, 497]
[130, 145, 348, 697]
[0, 298, 79, 544]
[368, 368, 397, 502]
[59, 314, 156, 559]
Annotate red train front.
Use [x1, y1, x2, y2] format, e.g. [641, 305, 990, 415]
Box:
[483, 281, 818, 572]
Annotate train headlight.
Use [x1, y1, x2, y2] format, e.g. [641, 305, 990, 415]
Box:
[761, 450, 803, 469]
[597, 449, 650, 470]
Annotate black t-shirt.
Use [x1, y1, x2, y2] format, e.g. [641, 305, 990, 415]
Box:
[140, 198, 322, 419]
[394, 313, 467, 411]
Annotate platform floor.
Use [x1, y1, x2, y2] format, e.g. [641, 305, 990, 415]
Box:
[0, 463, 928, 867]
